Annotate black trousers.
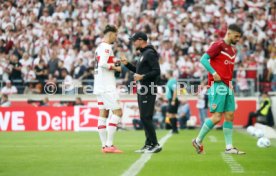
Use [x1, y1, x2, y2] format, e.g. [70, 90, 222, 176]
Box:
[245, 111, 260, 127]
[138, 94, 158, 146]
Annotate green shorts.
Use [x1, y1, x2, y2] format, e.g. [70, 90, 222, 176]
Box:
[208, 82, 235, 113]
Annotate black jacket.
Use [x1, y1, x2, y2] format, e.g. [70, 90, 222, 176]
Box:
[125, 45, 161, 91]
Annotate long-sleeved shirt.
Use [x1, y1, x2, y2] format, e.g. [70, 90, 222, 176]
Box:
[125, 45, 161, 95]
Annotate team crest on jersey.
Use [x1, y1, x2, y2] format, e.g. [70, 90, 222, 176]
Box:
[212, 104, 217, 110]
[105, 49, 109, 53]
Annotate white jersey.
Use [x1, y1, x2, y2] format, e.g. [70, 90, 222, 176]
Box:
[93, 42, 116, 94]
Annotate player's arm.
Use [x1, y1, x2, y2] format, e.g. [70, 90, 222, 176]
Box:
[97, 47, 117, 71]
[202, 42, 222, 81]
[97, 56, 114, 70]
[200, 53, 216, 75]
[200, 53, 221, 81]
[171, 84, 178, 105]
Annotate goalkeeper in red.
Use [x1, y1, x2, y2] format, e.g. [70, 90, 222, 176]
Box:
[192, 24, 245, 155]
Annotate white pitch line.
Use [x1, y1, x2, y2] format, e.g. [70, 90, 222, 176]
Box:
[208, 135, 218, 143]
[121, 131, 172, 176]
[221, 152, 245, 173]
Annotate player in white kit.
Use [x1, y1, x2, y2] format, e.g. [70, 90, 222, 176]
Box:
[94, 25, 123, 153]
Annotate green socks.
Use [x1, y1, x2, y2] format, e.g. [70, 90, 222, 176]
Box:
[223, 121, 233, 149]
[196, 119, 234, 149]
[196, 119, 215, 143]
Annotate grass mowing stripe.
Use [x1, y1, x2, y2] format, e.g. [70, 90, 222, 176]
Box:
[221, 152, 244, 173]
[121, 131, 172, 176]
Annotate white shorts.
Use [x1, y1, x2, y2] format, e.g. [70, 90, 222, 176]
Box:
[96, 92, 121, 110]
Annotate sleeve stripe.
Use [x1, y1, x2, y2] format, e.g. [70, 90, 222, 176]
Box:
[107, 56, 114, 63]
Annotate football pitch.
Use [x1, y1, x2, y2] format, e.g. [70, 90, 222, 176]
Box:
[0, 129, 276, 176]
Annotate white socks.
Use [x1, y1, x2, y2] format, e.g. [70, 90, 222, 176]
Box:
[226, 144, 234, 150]
[97, 117, 107, 147]
[106, 115, 121, 147]
[196, 138, 201, 145]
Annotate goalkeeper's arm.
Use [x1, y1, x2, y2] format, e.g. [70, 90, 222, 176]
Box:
[200, 53, 216, 75]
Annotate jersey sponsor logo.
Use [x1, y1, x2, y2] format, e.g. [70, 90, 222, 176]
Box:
[221, 51, 236, 60]
[105, 49, 109, 53]
[224, 60, 235, 65]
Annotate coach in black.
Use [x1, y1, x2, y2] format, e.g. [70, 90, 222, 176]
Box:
[121, 32, 162, 153]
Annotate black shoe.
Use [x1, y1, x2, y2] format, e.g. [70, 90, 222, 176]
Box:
[144, 144, 162, 153]
[134, 145, 151, 153]
[172, 130, 179, 134]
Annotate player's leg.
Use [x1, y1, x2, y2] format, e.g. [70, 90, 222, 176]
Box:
[98, 109, 109, 152]
[166, 112, 172, 128]
[197, 82, 226, 143]
[170, 113, 178, 133]
[97, 95, 109, 152]
[223, 90, 235, 150]
[223, 111, 234, 150]
[224, 111, 245, 154]
[193, 112, 223, 154]
[169, 99, 179, 134]
[167, 107, 178, 133]
[193, 82, 226, 154]
[103, 92, 123, 153]
[195, 112, 222, 143]
[106, 108, 122, 147]
[224, 91, 245, 154]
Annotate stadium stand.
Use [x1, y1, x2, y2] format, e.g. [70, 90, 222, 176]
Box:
[0, 0, 275, 95]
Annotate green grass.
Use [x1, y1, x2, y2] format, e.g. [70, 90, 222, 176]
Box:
[0, 130, 276, 176]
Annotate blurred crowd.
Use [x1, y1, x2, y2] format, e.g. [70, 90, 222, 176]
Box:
[0, 0, 276, 95]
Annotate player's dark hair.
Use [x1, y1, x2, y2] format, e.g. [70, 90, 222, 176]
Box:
[228, 24, 243, 35]
[103, 25, 117, 34]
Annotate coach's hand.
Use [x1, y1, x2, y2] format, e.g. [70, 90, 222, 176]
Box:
[134, 73, 144, 81]
[213, 72, 221, 81]
[120, 52, 128, 65]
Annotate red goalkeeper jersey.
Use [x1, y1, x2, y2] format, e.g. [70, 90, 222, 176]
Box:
[206, 40, 237, 87]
